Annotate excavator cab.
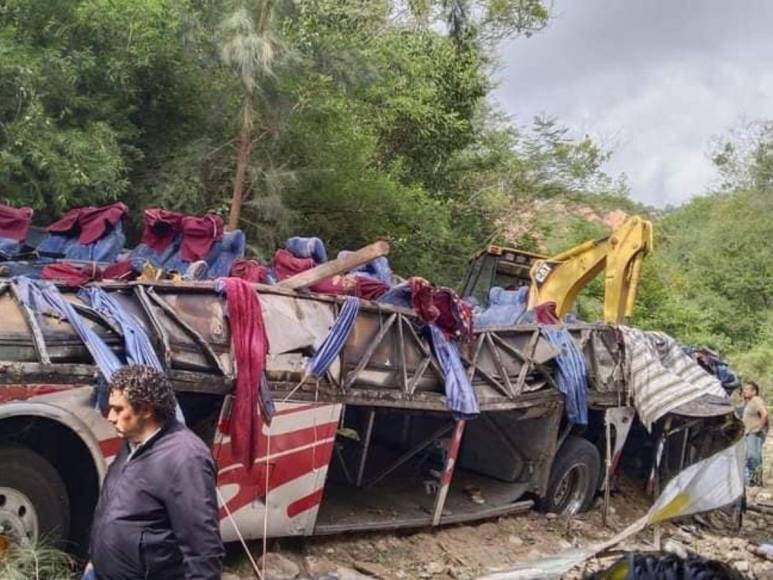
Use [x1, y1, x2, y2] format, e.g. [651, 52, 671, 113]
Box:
[460, 216, 654, 324]
[459, 245, 546, 307]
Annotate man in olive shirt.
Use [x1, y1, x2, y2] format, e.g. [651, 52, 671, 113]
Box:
[742, 381, 768, 485]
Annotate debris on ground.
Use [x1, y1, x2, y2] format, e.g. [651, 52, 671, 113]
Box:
[225, 463, 773, 579]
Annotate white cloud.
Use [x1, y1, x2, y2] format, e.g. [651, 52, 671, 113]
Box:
[493, 0, 773, 206]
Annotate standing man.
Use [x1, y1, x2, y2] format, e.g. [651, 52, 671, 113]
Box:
[741, 380, 768, 486]
[87, 365, 224, 579]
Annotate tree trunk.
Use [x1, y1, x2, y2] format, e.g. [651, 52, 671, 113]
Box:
[228, 125, 254, 231]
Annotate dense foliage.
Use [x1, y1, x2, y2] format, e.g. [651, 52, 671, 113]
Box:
[631, 128, 773, 390]
[2, 1, 771, 387]
[0, 0, 611, 278]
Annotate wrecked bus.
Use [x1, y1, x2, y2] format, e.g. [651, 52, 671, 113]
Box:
[0, 277, 740, 551]
[0, 204, 740, 552]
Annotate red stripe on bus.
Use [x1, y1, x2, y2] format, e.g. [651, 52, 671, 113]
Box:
[287, 488, 324, 518]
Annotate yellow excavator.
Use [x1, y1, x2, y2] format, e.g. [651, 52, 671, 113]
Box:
[460, 216, 654, 324]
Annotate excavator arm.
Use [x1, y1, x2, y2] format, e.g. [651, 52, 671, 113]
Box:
[527, 216, 653, 323]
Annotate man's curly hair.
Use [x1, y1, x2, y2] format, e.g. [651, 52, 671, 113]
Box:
[109, 365, 177, 422]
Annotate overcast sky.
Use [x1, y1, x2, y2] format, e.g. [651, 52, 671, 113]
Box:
[493, 1, 773, 207]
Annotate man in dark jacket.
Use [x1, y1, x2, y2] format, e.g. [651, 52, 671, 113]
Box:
[87, 365, 224, 579]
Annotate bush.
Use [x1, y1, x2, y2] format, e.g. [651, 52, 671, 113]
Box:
[0, 542, 77, 580]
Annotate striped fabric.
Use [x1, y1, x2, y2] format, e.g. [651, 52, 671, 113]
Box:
[79, 287, 163, 370]
[14, 277, 122, 381]
[308, 296, 360, 378]
[620, 326, 726, 431]
[542, 326, 588, 425]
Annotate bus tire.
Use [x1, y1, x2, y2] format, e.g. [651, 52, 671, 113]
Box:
[540, 436, 600, 515]
[0, 445, 70, 547]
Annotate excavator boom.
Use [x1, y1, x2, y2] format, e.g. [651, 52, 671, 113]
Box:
[527, 216, 653, 323]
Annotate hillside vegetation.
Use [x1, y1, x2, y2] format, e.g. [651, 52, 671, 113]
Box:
[1, 1, 771, 386]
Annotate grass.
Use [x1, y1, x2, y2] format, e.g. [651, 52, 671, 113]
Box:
[0, 542, 77, 580]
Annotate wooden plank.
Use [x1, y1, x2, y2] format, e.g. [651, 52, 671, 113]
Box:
[278, 241, 390, 290]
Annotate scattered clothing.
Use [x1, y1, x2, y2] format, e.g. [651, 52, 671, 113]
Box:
[286, 236, 328, 264]
[0, 203, 33, 258]
[75, 203, 129, 245]
[337, 251, 393, 285]
[130, 208, 185, 270]
[307, 296, 360, 378]
[36, 232, 72, 257]
[79, 287, 163, 370]
[41, 262, 102, 286]
[102, 259, 136, 281]
[428, 324, 479, 420]
[410, 278, 473, 342]
[351, 274, 390, 300]
[684, 346, 739, 394]
[46, 207, 82, 237]
[13, 277, 122, 381]
[358, 255, 392, 285]
[530, 301, 561, 324]
[89, 419, 224, 580]
[474, 286, 529, 329]
[78, 286, 188, 422]
[377, 282, 413, 308]
[141, 208, 185, 252]
[272, 248, 315, 281]
[179, 214, 224, 262]
[45, 202, 128, 249]
[207, 229, 245, 278]
[70, 220, 126, 262]
[309, 276, 349, 295]
[216, 277, 273, 471]
[619, 326, 727, 431]
[269, 247, 344, 294]
[0, 203, 33, 242]
[229, 258, 271, 283]
[40, 203, 128, 262]
[0, 238, 21, 259]
[541, 326, 589, 424]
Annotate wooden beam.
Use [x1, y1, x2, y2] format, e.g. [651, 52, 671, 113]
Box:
[278, 241, 390, 290]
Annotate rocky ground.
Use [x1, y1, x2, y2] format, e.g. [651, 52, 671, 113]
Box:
[224, 437, 773, 579]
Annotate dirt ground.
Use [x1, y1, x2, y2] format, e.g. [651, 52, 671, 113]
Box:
[224, 435, 773, 580]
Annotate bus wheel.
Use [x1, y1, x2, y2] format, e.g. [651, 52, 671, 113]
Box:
[540, 436, 600, 515]
[0, 445, 70, 548]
